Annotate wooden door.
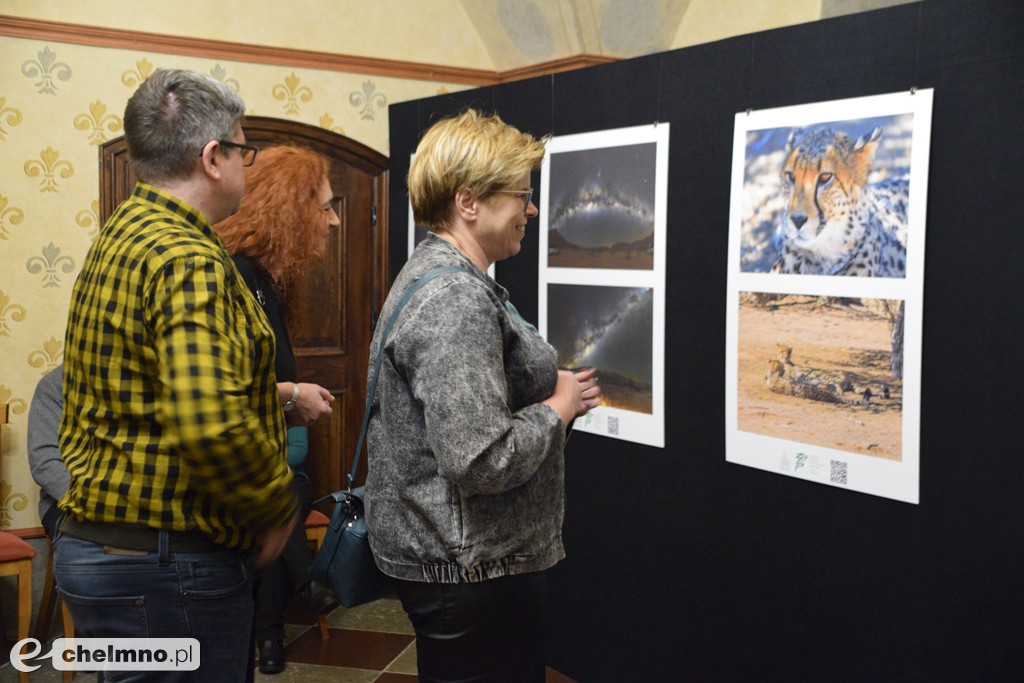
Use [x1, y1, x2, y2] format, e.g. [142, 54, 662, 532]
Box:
[99, 117, 390, 502]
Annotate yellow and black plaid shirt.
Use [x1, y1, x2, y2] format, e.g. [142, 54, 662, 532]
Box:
[59, 183, 296, 549]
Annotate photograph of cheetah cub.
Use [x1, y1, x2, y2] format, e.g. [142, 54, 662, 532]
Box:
[772, 344, 856, 392]
[735, 294, 905, 460]
[765, 359, 846, 404]
[771, 126, 907, 277]
[766, 345, 885, 406]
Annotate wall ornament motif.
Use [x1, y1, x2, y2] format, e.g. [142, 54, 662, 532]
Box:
[74, 100, 123, 145]
[28, 336, 63, 374]
[0, 97, 24, 140]
[76, 200, 101, 239]
[24, 146, 74, 192]
[0, 194, 25, 239]
[0, 290, 27, 337]
[21, 46, 72, 95]
[0, 386, 26, 423]
[0, 481, 29, 527]
[121, 58, 154, 88]
[318, 113, 345, 136]
[350, 80, 386, 120]
[26, 242, 75, 288]
[210, 64, 241, 92]
[273, 72, 313, 115]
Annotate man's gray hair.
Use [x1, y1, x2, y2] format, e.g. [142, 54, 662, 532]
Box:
[123, 68, 247, 183]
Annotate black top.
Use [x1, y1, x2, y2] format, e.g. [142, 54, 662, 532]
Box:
[232, 254, 297, 383]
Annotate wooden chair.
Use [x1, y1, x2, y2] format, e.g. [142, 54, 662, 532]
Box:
[0, 403, 32, 682]
[304, 509, 331, 640]
[34, 537, 74, 681]
[0, 531, 34, 683]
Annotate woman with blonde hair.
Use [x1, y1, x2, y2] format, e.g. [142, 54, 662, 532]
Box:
[215, 145, 339, 675]
[366, 110, 600, 681]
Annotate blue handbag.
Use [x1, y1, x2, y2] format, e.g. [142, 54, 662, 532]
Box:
[308, 485, 382, 608]
[308, 265, 471, 608]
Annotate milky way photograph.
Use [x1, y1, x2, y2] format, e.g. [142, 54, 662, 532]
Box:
[547, 142, 657, 270]
[546, 283, 654, 414]
[539, 123, 667, 447]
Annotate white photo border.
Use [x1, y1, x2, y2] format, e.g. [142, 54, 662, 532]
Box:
[725, 89, 934, 504]
[539, 124, 669, 448]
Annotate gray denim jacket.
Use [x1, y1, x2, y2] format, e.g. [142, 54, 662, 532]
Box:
[365, 234, 567, 583]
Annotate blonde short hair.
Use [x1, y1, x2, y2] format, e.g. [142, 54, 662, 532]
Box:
[408, 109, 546, 230]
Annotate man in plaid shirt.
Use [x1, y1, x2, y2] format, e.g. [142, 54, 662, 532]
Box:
[55, 69, 297, 682]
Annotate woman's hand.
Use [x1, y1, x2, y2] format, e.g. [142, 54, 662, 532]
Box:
[574, 367, 601, 412]
[281, 382, 335, 426]
[543, 368, 601, 426]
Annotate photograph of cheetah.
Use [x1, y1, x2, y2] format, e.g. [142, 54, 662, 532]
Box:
[726, 91, 929, 503]
[737, 115, 912, 277]
[735, 293, 903, 460]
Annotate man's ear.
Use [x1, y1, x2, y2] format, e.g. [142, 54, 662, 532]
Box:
[197, 140, 223, 180]
[453, 187, 477, 222]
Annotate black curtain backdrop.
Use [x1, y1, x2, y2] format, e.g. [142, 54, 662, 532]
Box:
[387, 1, 1024, 679]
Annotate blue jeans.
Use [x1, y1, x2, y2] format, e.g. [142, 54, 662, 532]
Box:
[53, 533, 254, 682]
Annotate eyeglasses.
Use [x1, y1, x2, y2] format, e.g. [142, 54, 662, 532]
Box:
[493, 188, 534, 210]
[200, 140, 259, 166]
[218, 140, 259, 166]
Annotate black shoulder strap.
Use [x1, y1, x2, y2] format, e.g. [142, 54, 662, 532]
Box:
[347, 265, 472, 489]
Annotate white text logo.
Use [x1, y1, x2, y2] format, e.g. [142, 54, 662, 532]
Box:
[11, 638, 200, 672]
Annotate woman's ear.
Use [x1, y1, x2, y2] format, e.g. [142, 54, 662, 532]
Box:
[453, 187, 478, 222]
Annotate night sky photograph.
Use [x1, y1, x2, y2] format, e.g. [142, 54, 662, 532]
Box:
[547, 142, 657, 270]
[546, 283, 654, 413]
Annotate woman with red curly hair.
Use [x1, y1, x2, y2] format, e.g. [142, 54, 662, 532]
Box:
[215, 145, 341, 675]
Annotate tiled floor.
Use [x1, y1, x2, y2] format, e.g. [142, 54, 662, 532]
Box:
[255, 594, 419, 682]
[260, 595, 577, 682]
[2, 591, 577, 682]
[0, 595, 417, 682]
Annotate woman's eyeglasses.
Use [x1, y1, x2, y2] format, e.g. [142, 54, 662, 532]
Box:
[493, 188, 534, 210]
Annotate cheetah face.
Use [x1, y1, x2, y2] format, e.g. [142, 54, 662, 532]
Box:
[779, 127, 881, 256]
[781, 162, 850, 248]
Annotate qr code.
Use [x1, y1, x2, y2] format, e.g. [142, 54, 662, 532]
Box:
[830, 460, 848, 485]
[608, 416, 619, 435]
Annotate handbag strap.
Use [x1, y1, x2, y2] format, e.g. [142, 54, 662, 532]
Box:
[346, 264, 473, 490]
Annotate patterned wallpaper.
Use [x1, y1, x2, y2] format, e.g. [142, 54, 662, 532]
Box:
[0, 35, 465, 531]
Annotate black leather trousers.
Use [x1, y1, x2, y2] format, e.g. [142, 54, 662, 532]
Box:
[392, 570, 548, 683]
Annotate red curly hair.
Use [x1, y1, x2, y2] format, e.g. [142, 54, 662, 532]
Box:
[214, 145, 333, 285]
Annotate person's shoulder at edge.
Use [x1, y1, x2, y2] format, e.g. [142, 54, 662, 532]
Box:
[32, 363, 63, 401]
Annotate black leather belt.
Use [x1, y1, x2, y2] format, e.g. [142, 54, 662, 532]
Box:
[60, 517, 225, 553]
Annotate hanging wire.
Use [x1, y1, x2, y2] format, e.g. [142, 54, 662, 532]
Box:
[911, 1, 923, 95]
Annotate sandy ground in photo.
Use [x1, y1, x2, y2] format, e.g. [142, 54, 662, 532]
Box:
[737, 296, 903, 460]
[548, 247, 653, 270]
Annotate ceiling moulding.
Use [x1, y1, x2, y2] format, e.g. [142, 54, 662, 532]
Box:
[498, 54, 617, 82]
[0, 15, 615, 86]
